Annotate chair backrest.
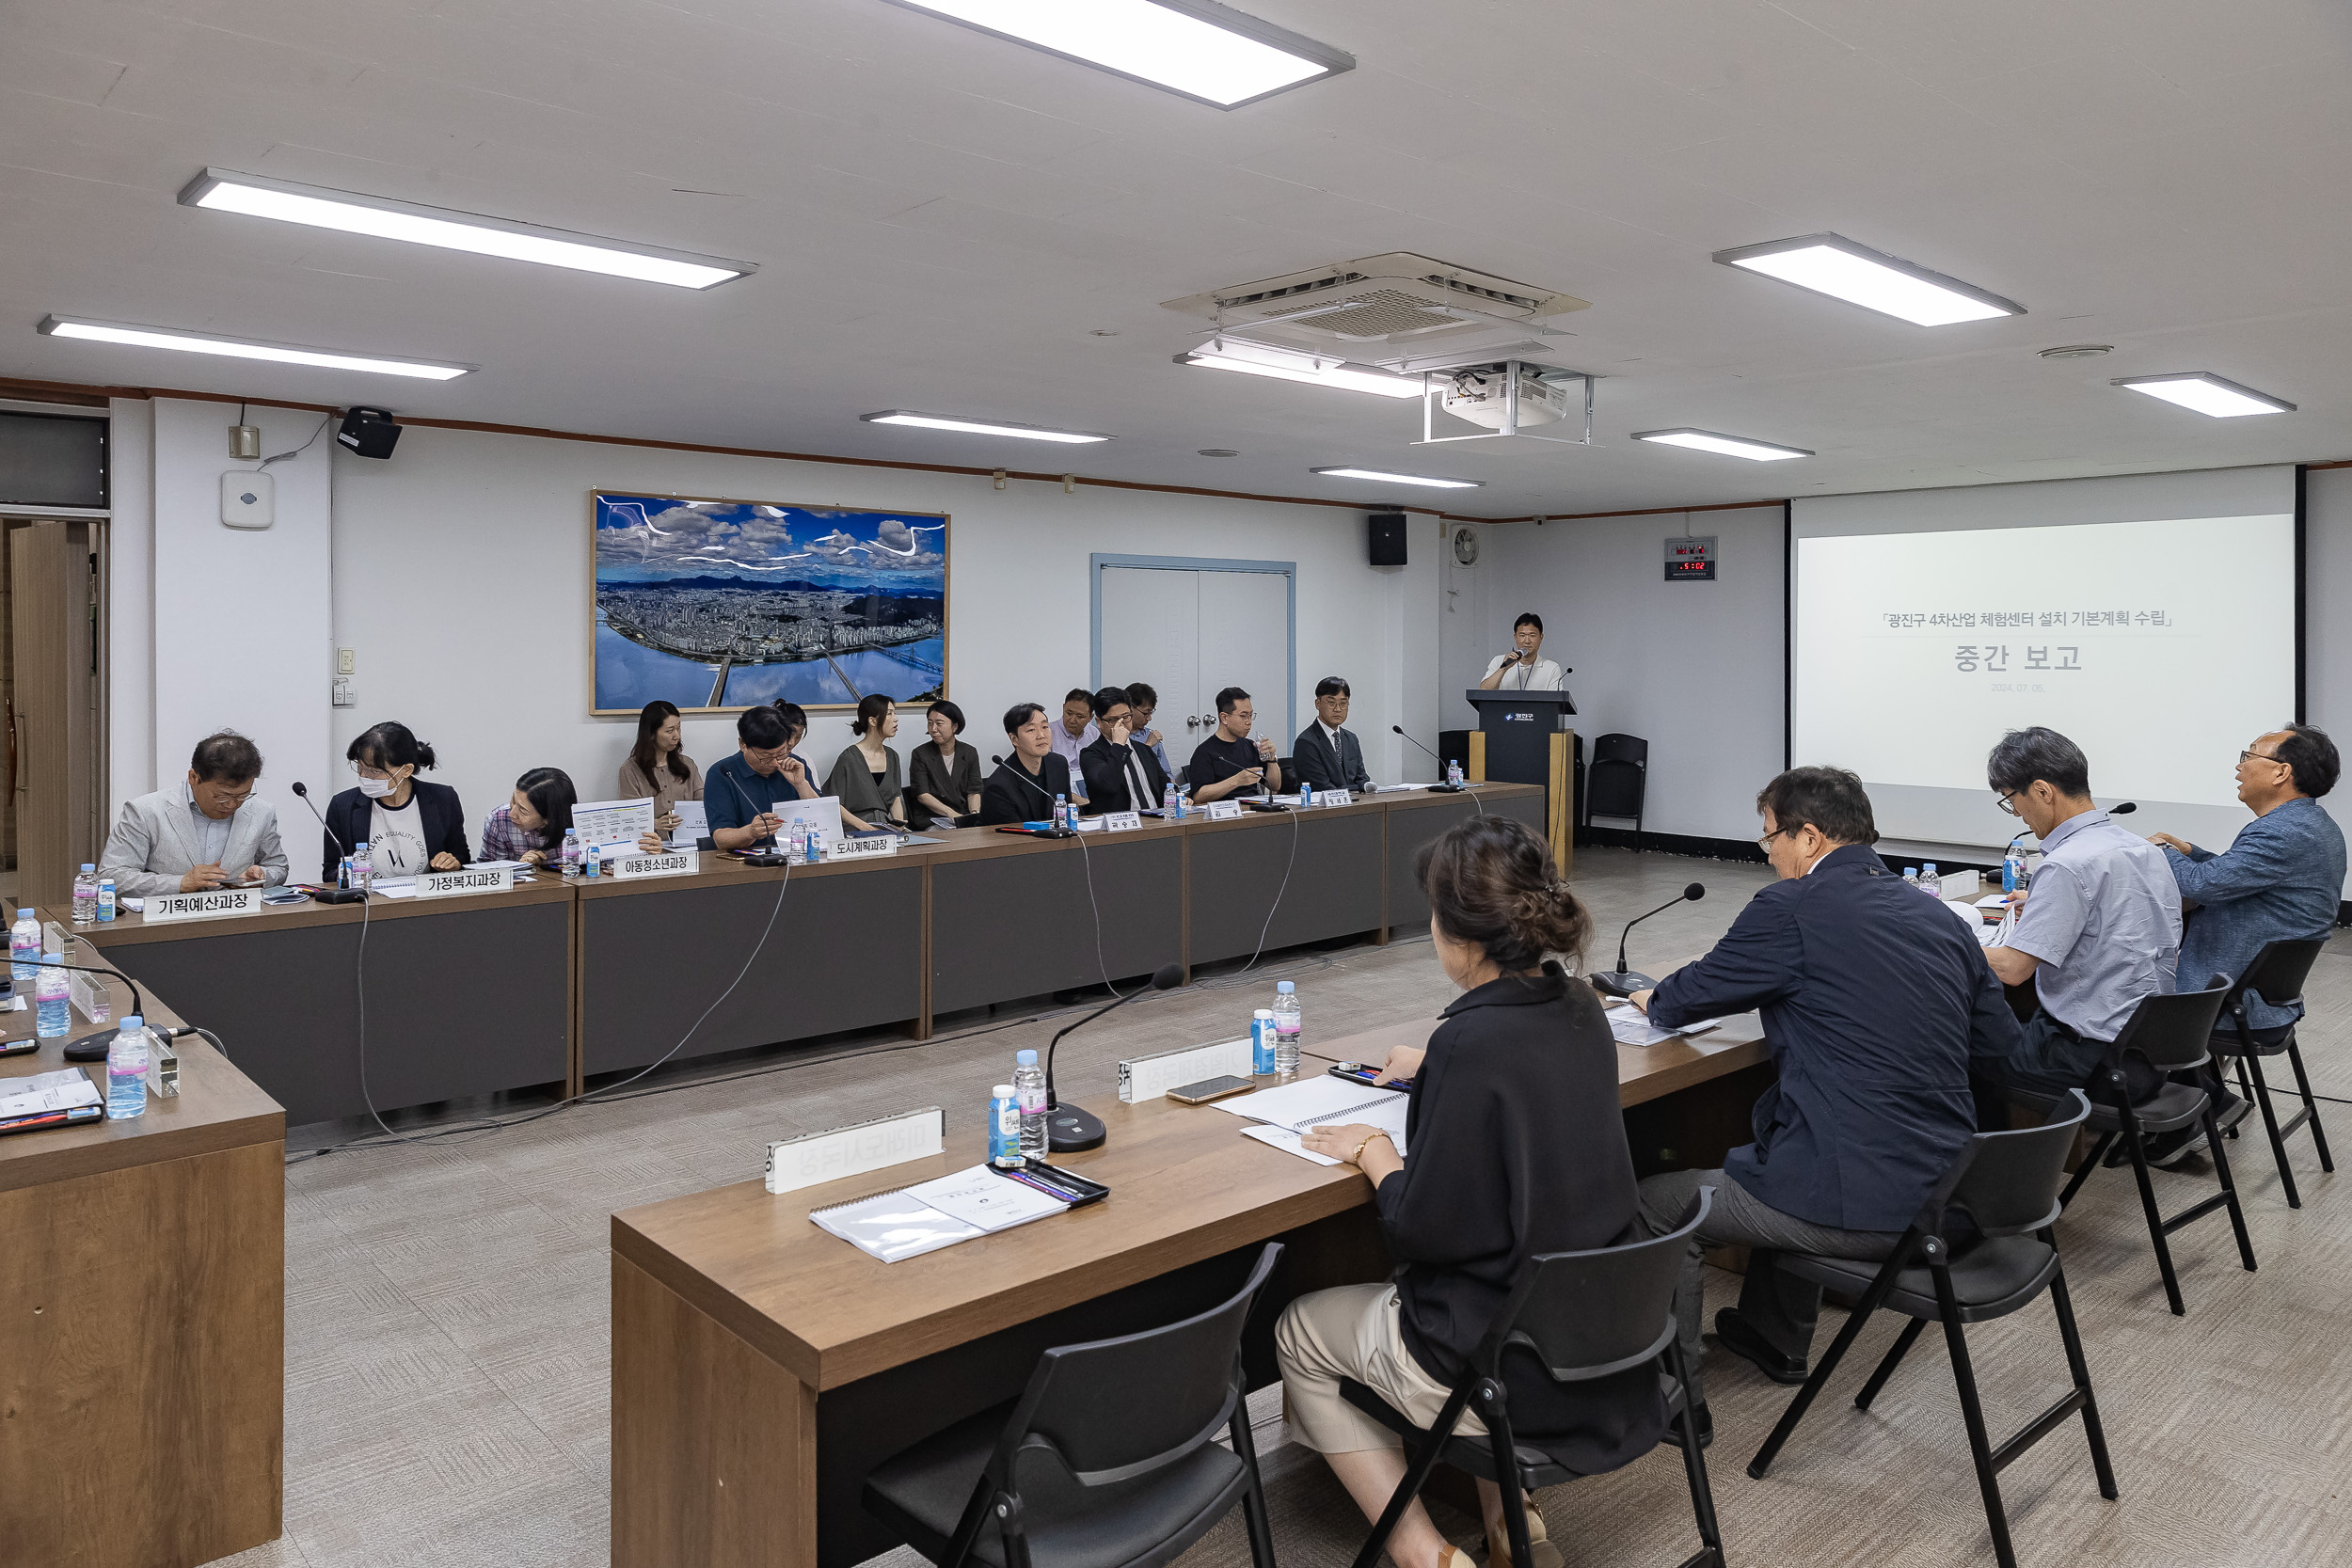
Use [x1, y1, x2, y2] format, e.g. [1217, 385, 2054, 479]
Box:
[2227, 936, 2328, 1014]
[992, 1243, 1280, 1496]
[1586, 760, 1646, 818]
[1485, 1188, 1710, 1384]
[1940, 1091, 2092, 1238]
[2108, 981, 2233, 1071]
[1592, 734, 1648, 767]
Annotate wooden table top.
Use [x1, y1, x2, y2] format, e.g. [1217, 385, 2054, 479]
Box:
[0, 966, 284, 1194]
[612, 996, 1765, 1392]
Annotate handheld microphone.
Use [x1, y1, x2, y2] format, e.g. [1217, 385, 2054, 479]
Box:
[292, 782, 368, 903]
[1391, 726, 1468, 793]
[1040, 961, 1183, 1151]
[1591, 882, 1705, 998]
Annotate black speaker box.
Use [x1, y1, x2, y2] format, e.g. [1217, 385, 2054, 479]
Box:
[336, 406, 401, 460]
[1367, 512, 1407, 566]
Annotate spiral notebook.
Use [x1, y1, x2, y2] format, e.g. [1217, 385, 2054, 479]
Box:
[809, 1164, 1070, 1262]
[1209, 1075, 1412, 1166]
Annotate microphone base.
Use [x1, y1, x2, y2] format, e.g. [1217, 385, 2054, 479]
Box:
[65, 1028, 118, 1063]
[310, 887, 369, 905]
[1045, 1102, 1107, 1153]
[1589, 969, 1657, 999]
[1426, 784, 1468, 794]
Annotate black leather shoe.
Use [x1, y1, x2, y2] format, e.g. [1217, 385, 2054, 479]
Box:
[1667, 1402, 1713, 1450]
[1712, 1308, 1809, 1385]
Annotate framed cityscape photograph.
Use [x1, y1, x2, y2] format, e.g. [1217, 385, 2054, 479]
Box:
[590, 490, 949, 714]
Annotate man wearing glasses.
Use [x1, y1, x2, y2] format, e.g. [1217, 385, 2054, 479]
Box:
[100, 730, 290, 894]
[2132, 726, 2346, 1163]
[1976, 726, 2182, 1118]
[707, 705, 813, 851]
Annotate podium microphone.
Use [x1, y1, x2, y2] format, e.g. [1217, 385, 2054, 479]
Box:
[1391, 726, 1468, 794]
[1041, 961, 1183, 1151]
[1591, 883, 1704, 998]
[292, 782, 367, 904]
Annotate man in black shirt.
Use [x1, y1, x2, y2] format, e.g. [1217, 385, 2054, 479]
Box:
[977, 702, 1075, 825]
[1079, 686, 1168, 814]
[1186, 686, 1281, 802]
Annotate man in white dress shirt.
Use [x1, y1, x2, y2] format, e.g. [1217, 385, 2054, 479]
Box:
[1478, 611, 1567, 691]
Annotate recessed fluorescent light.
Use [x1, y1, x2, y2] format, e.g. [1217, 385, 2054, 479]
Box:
[880, 0, 1352, 109]
[2112, 372, 2295, 418]
[1634, 428, 1812, 462]
[861, 410, 1111, 443]
[1713, 233, 2023, 326]
[1177, 349, 1421, 399]
[1311, 467, 1481, 490]
[38, 315, 473, 380]
[178, 168, 754, 290]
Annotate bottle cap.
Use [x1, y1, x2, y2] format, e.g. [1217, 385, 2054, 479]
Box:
[993, 1084, 1015, 1099]
[16, 909, 32, 918]
[41, 952, 61, 963]
[1016, 1050, 1038, 1066]
[1254, 1008, 1275, 1019]
[1278, 981, 1295, 993]
[81, 863, 95, 872]
[99, 879, 114, 887]
[121, 1015, 143, 1029]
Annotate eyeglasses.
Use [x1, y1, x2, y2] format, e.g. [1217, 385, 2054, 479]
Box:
[743, 745, 792, 766]
[1756, 825, 1791, 848]
[349, 760, 399, 780]
[2239, 749, 2285, 767]
[1994, 789, 2026, 816]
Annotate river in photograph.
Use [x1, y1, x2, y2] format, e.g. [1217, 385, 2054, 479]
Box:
[595, 616, 722, 709]
[722, 640, 945, 705]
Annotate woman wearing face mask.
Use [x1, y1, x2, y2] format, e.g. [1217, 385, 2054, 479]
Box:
[481, 767, 665, 867]
[906, 699, 982, 830]
[322, 721, 470, 879]
[822, 693, 907, 834]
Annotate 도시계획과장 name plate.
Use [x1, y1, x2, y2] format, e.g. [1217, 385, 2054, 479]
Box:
[825, 835, 898, 860]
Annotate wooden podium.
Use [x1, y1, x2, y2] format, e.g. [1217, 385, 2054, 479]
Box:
[1464, 689, 1576, 877]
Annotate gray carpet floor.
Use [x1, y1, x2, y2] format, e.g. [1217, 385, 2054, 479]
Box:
[216, 847, 2352, 1568]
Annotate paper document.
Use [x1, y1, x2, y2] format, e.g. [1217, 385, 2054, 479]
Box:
[0, 1068, 102, 1119]
[1212, 1074, 1408, 1132]
[575, 797, 657, 847]
[903, 1167, 1068, 1230]
[809, 1164, 1072, 1262]
[669, 800, 707, 847]
[1607, 1010, 1724, 1048]
[1241, 1095, 1410, 1164]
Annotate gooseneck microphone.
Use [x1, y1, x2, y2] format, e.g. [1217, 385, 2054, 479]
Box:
[1591, 882, 1705, 998]
[1391, 725, 1467, 794]
[292, 782, 368, 903]
[1040, 961, 1184, 1151]
[2107, 801, 2137, 815]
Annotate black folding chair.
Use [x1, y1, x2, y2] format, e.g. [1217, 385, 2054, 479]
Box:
[1584, 734, 1649, 841]
[1748, 1092, 2114, 1568]
[863, 1243, 1281, 1568]
[1340, 1191, 1724, 1568]
[2212, 937, 2334, 1209]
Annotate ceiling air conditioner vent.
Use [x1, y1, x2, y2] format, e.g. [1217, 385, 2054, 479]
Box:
[1216, 271, 1364, 309]
[1166, 252, 1587, 369]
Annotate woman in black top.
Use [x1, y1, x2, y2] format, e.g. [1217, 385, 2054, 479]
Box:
[906, 700, 982, 829]
[321, 721, 469, 880]
[1276, 815, 1662, 1568]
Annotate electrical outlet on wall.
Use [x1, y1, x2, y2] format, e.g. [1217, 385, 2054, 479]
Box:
[331, 677, 356, 708]
[337, 649, 356, 676]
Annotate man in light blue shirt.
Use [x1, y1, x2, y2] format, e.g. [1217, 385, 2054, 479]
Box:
[1977, 727, 2182, 1117]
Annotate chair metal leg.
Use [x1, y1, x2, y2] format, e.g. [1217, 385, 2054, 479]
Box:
[1485, 1386, 1536, 1568]
[1664, 1338, 1724, 1566]
[2042, 1243, 2119, 1501]
[2118, 1113, 2186, 1315]
[939, 1477, 998, 1568]
[1854, 1317, 1928, 1411]
[1749, 1235, 1918, 1479]
[1347, 1380, 1477, 1568]
[2203, 1104, 2258, 1274]
[1931, 1259, 2018, 1568]
[996, 1495, 1035, 1568]
[2246, 1053, 2303, 1209]
[2286, 1039, 2334, 1173]
[2058, 1130, 2116, 1210]
[2233, 1055, 2254, 1137]
[1228, 1386, 1278, 1568]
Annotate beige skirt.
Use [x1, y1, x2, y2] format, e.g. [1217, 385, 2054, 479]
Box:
[1274, 1283, 1489, 1455]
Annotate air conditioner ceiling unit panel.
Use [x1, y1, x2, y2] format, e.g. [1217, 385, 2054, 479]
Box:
[1164, 253, 1588, 350]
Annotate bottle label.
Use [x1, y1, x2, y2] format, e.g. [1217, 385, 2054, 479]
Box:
[1252, 1018, 1276, 1072]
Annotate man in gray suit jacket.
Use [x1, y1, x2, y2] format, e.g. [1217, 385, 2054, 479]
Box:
[99, 731, 290, 896]
[1292, 676, 1375, 793]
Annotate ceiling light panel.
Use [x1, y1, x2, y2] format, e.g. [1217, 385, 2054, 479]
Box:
[39, 315, 473, 380]
[1311, 467, 1481, 490]
[2112, 373, 2295, 418]
[179, 169, 754, 289]
[1633, 428, 1812, 462]
[1713, 233, 2023, 326]
[861, 410, 1111, 443]
[1177, 349, 1421, 399]
[879, 0, 1352, 108]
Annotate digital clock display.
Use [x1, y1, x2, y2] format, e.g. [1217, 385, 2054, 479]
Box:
[1663, 535, 1716, 581]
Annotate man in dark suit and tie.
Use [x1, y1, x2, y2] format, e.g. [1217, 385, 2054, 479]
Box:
[1292, 676, 1373, 793]
[1078, 686, 1169, 814]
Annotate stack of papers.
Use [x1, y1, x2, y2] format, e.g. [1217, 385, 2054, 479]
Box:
[810, 1164, 1071, 1262]
[1604, 1006, 1724, 1048]
[1212, 1074, 1412, 1166]
[0, 1067, 103, 1132]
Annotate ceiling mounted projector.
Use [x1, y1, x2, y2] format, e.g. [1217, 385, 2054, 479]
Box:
[1438, 363, 1574, 429]
[1163, 253, 1587, 369]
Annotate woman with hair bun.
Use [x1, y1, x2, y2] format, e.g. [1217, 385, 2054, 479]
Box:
[822, 692, 906, 833]
[1274, 815, 1663, 1568]
[323, 720, 470, 879]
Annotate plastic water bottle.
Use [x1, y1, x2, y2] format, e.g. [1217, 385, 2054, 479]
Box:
[36, 954, 71, 1038]
[1014, 1049, 1048, 1161]
[72, 864, 98, 925]
[560, 828, 581, 876]
[1920, 862, 1942, 898]
[1300, 782, 1314, 810]
[1447, 757, 1464, 787]
[97, 879, 117, 922]
[583, 843, 601, 879]
[1163, 784, 1179, 818]
[1902, 867, 1919, 890]
[2003, 839, 2028, 895]
[1273, 981, 1302, 1076]
[988, 1084, 1023, 1167]
[1173, 781, 1190, 818]
[1252, 1009, 1277, 1075]
[1054, 792, 1069, 830]
[106, 1016, 149, 1120]
[10, 909, 41, 990]
[354, 842, 373, 893]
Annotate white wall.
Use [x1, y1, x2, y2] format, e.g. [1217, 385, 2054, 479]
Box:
[2303, 467, 2352, 898]
[105, 397, 154, 805]
[1445, 507, 1787, 842]
[324, 424, 1441, 848]
[145, 397, 336, 817]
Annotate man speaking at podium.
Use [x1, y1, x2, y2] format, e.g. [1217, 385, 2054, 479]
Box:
[1478, 611, 1566, 691]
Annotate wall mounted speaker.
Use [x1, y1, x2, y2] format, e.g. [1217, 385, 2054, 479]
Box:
[336, 406, 401, 460]
[1368, 512, 1407, 566]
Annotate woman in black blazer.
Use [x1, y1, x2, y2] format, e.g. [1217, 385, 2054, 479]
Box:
[323, 721, 470, 880]
[1276, 815, 1662, 1568]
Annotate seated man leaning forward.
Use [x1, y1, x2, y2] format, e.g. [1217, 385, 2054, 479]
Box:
[99, 729, 290, 895]
[1628, 766, 2022, 1435]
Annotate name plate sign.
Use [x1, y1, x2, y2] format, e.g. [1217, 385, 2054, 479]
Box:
[767, 1105, 945, 1196]
[1204, 800, 1245, 820]
[825, 835, 898, 860]
[1103, 811, 1142, 832]
[604, 848, 699, 882]
[414, 864, 516, 901]
[1319, 788, 1356, 808]
[143, 886, 262, 925]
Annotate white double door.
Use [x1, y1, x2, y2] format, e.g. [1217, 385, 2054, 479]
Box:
[1098, 564, 1292, 766]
